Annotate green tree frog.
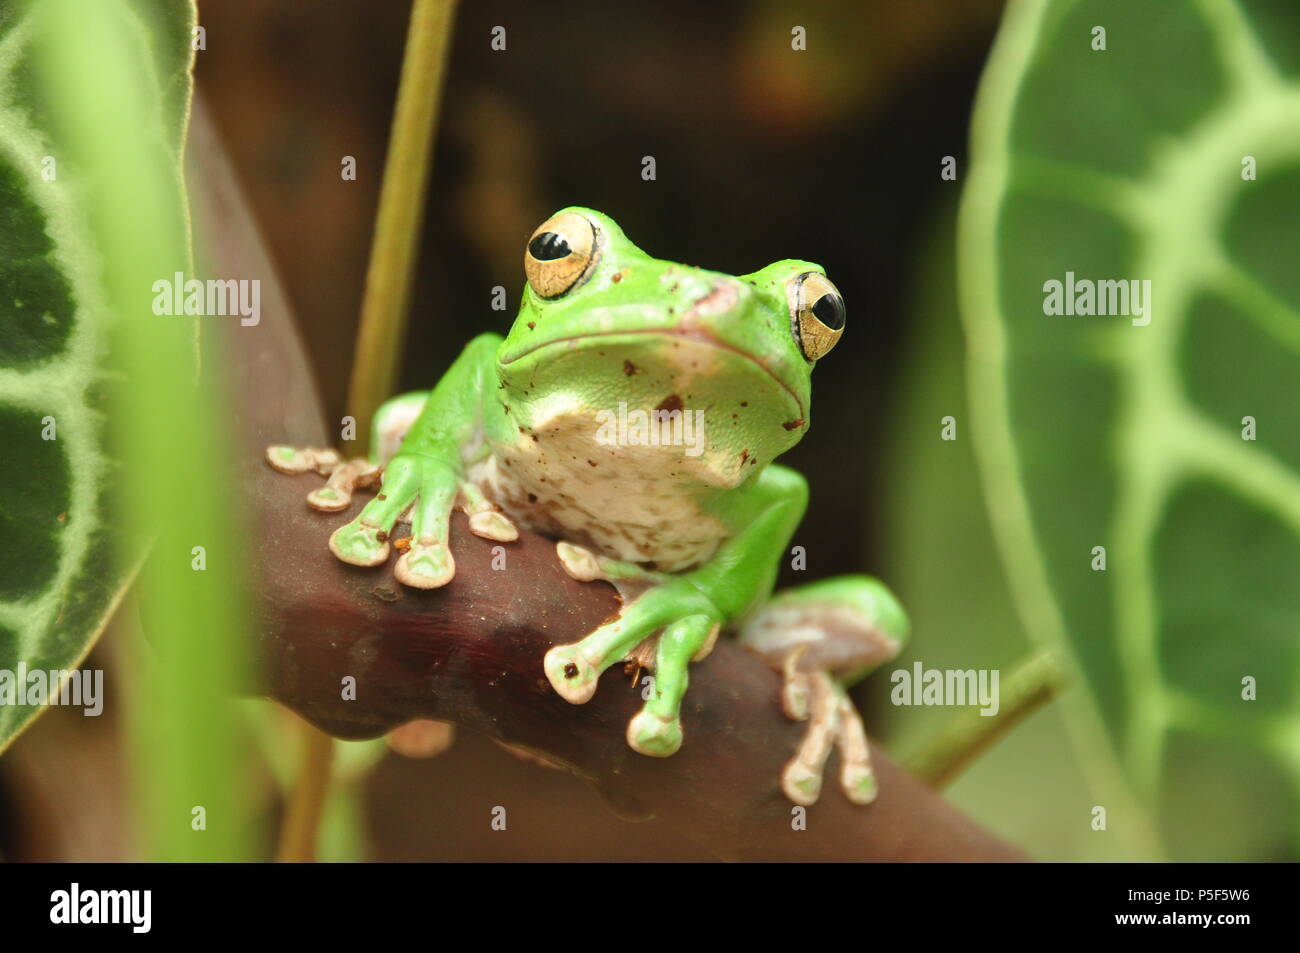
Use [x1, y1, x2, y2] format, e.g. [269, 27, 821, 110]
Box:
[269, 208, 908, 805]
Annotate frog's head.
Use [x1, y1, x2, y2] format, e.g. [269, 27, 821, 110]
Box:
[498, 208, 845, 477]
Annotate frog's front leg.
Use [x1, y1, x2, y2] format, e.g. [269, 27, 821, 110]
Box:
[739, 576, 909, 805]
[544, 466, 808, 757]
[267, 333, 516, 587]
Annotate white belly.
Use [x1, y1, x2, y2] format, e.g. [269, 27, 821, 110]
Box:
[475, 412, 733, 571]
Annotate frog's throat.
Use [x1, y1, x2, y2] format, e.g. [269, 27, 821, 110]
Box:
[498, 327, 805, 419]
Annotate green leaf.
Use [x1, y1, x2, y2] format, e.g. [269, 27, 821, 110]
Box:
[961, 0, 1300, 860]
[0, 0, 195, 751]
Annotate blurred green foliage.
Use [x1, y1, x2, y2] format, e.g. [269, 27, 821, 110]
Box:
[959, 0, 1300, 860]
[27, 0, 254, 860]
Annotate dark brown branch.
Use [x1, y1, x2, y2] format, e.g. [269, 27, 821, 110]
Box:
[189, 98, 1025, 863]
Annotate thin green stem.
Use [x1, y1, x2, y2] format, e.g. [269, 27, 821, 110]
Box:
[276, 722, 336, 863]
[907, 649, 1068, 789]
[347, 0, 459, 447]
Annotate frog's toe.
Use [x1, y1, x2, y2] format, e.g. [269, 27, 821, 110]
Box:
[308, 486, 348, 511]
[555, 541, 664, 587]
[458, 481, 518, 542]
[555, 542, 604, 582]
[386, 719, 455, 758]
[266, 444, 340, 475]
[543, 644, 602, 704]
[782, 761, 824, 806]
[394, 541, 455, 589]
[833, 690, 878, 804]
[307, 458, 380, 512]
[842, 764, 878, 805]
[468, 509, 518, 542]
[329, 521, 390, 567]
[780, 647, 813, 721]
[626, 710, 683, 757]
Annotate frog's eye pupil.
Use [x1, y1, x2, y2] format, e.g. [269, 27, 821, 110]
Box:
[811, 293, 845, 330]
[529, 232, 570, 261]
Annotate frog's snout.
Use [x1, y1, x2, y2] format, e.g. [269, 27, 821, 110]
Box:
[685, 279, 741, 320]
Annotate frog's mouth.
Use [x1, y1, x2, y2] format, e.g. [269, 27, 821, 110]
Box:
[500, 327, 806, 420]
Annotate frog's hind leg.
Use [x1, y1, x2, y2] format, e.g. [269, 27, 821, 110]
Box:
[738, 575, 906, 806]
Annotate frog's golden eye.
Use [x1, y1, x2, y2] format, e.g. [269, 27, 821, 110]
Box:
[525, 212, 598, 299]
[789, 272, 845, 360]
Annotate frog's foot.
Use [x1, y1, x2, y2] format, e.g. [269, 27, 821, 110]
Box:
[327, 452, 461, 588]
[739, 578, 906, 805]
[777, 669, 878, 806]
[543, 579, 722, 757]
[266, 445, 381, 512]
[385, 719, 455, 758]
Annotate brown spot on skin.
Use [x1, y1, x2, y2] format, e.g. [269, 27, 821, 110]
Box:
[502, 404, 510, 413]
[623, 359, 643, 376]
[377, 493, 387, 501]
[656, 394, 683, 413]
[564, 663, 579, 679]
[611, 272, 623, 283]
[740, 449, 749, 463]
[393, 537, 412, 552]
[528, 493, 538, 504]
[526, 321, 536, 330]
[56, 512, 67, 523]
[740, 401, 748, 407]
[587, 460, 598, 467]
[376, 531, 389, 543]
[783, 419, 805, 431]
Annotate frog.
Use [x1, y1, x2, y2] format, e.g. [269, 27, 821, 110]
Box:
[268, 208, 909, 805]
